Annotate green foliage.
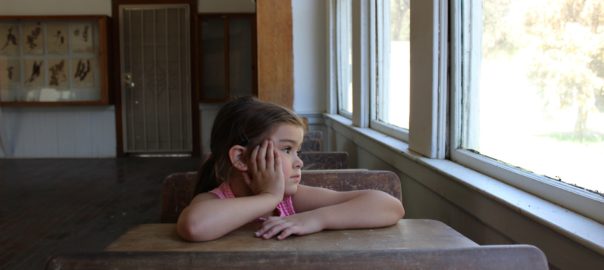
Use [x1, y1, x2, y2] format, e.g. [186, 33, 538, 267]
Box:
[390, 0, 410, 41]
[545, 131, 604, 143]
[483, 0, 604, 137]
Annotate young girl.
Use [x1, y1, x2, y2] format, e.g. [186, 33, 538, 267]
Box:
[177, 97, 405, 241]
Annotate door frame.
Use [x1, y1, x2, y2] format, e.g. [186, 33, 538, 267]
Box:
[112, 0, 200, 156]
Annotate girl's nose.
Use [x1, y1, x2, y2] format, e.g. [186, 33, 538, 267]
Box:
[294, 155, 303, 169]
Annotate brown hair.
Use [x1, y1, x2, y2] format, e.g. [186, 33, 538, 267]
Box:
[195, 96, 305, 194]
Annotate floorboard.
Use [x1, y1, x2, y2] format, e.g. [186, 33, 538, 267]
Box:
[0, 157, 201, 270]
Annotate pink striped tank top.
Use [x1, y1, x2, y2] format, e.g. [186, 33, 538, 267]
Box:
[209, 182, 296, 217]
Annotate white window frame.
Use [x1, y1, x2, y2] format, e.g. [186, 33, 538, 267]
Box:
[328, 0, 446, 151]
[449, 0, 604, 223]
[407, 0, 448, 159]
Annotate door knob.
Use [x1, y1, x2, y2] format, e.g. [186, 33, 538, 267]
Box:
[124, 73, 135, 88]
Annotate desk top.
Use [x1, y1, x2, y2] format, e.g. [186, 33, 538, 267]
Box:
[106, 219, 477, 252]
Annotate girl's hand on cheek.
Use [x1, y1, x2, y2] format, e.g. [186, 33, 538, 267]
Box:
[255, 215, 323, 240]
[247, 140, 285, 201]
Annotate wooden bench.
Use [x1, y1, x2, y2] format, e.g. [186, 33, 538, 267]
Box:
[301, 130, 323, 152]
[46, 245, 548, 270]
[160, 169, 401, 223]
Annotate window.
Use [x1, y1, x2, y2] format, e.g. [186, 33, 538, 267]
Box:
[334, 0, 353, 117]
[329, 0, 603, 222]
[371, 0, 411, 140]
[452, 0, 604, 221]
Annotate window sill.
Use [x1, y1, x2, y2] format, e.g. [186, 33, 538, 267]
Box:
[324, 113, 604, 256]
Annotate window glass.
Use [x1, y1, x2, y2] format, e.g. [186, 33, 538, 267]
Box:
[336, 0, 353, 115]
[462, 0, 604, 195]
[375, 0, 410, 130]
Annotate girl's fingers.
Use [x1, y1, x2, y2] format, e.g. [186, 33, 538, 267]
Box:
[257, 219, 290, 239]
[250, 144, 259, 173]
[266, 141, 275, 172]
[273, 149, 282, 172]
[255, 217, 281, 237]
[257, 140, 268, 170]
[277, 227, 296, 240]
[242, 172, 252, 187]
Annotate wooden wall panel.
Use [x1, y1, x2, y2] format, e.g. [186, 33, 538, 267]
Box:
[256, 0, 293, 108]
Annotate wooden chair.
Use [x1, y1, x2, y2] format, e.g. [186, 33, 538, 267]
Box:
[302, 129, 323, 152]
[160, 169, 401, 223]
[300, 151, 348, 170]
[300, 138, 322, 152]
[46, 245, 549, 270]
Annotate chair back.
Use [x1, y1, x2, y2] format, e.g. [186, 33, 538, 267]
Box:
[160, 169, 401, 223]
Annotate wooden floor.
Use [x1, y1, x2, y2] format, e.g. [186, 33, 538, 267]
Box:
[0, 157, 201, 270]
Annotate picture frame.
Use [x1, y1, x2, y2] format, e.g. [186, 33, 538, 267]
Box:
[0, 15, 109, 106]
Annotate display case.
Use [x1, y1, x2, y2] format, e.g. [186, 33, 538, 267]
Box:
[0, 15, 109, 106]
[199, 14, 256, 102]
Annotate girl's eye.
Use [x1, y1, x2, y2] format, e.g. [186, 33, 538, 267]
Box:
[282, 147, 292, 154]
[296, 150, 302, 156]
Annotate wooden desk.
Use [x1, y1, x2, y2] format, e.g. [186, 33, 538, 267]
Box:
[106, 219, 477, 252]
[51, 220, 548, 270]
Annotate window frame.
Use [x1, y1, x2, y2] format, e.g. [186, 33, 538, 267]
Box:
[449, 0, 604, 223]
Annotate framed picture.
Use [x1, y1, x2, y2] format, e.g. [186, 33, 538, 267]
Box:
[23, 59, 45, 89]
[48, 59, 68, 89]
[0, 15, 108, 105]
[71, 23, 94, 53]
[22, 22, 44, 55]
[71, 58, 95, 89]
[0, 59, 20, 100]
[47, 23, 69, 54]
[0, 23, 19, 55]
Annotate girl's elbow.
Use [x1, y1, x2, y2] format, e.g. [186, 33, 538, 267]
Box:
[379, 191, 405, 221]
[176, 218, 219, 242]
[367, 190, 405, 223]
[394, 203, 405, 220]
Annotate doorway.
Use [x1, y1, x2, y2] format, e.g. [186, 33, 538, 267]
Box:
[117, 4, 195, 155]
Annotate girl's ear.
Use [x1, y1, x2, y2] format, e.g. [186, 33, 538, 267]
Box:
[228, 145, 248, 171]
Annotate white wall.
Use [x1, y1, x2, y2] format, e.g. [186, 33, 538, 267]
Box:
[292, 0, 327, 114]
[0, 107, 116, 157]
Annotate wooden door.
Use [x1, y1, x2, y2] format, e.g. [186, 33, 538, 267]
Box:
[118, 4, 193, 154]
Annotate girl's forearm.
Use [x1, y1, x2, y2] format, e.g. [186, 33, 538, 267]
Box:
[177, 193, 281, 241]
[311, 190, 404, 230]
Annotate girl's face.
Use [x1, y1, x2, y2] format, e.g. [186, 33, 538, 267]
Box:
[267, 123, 304, 196]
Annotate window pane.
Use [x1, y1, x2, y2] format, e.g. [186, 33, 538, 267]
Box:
[463, 0, 604, 195]
[375, 0, 410, 130]
[336, 0, 353, 115]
